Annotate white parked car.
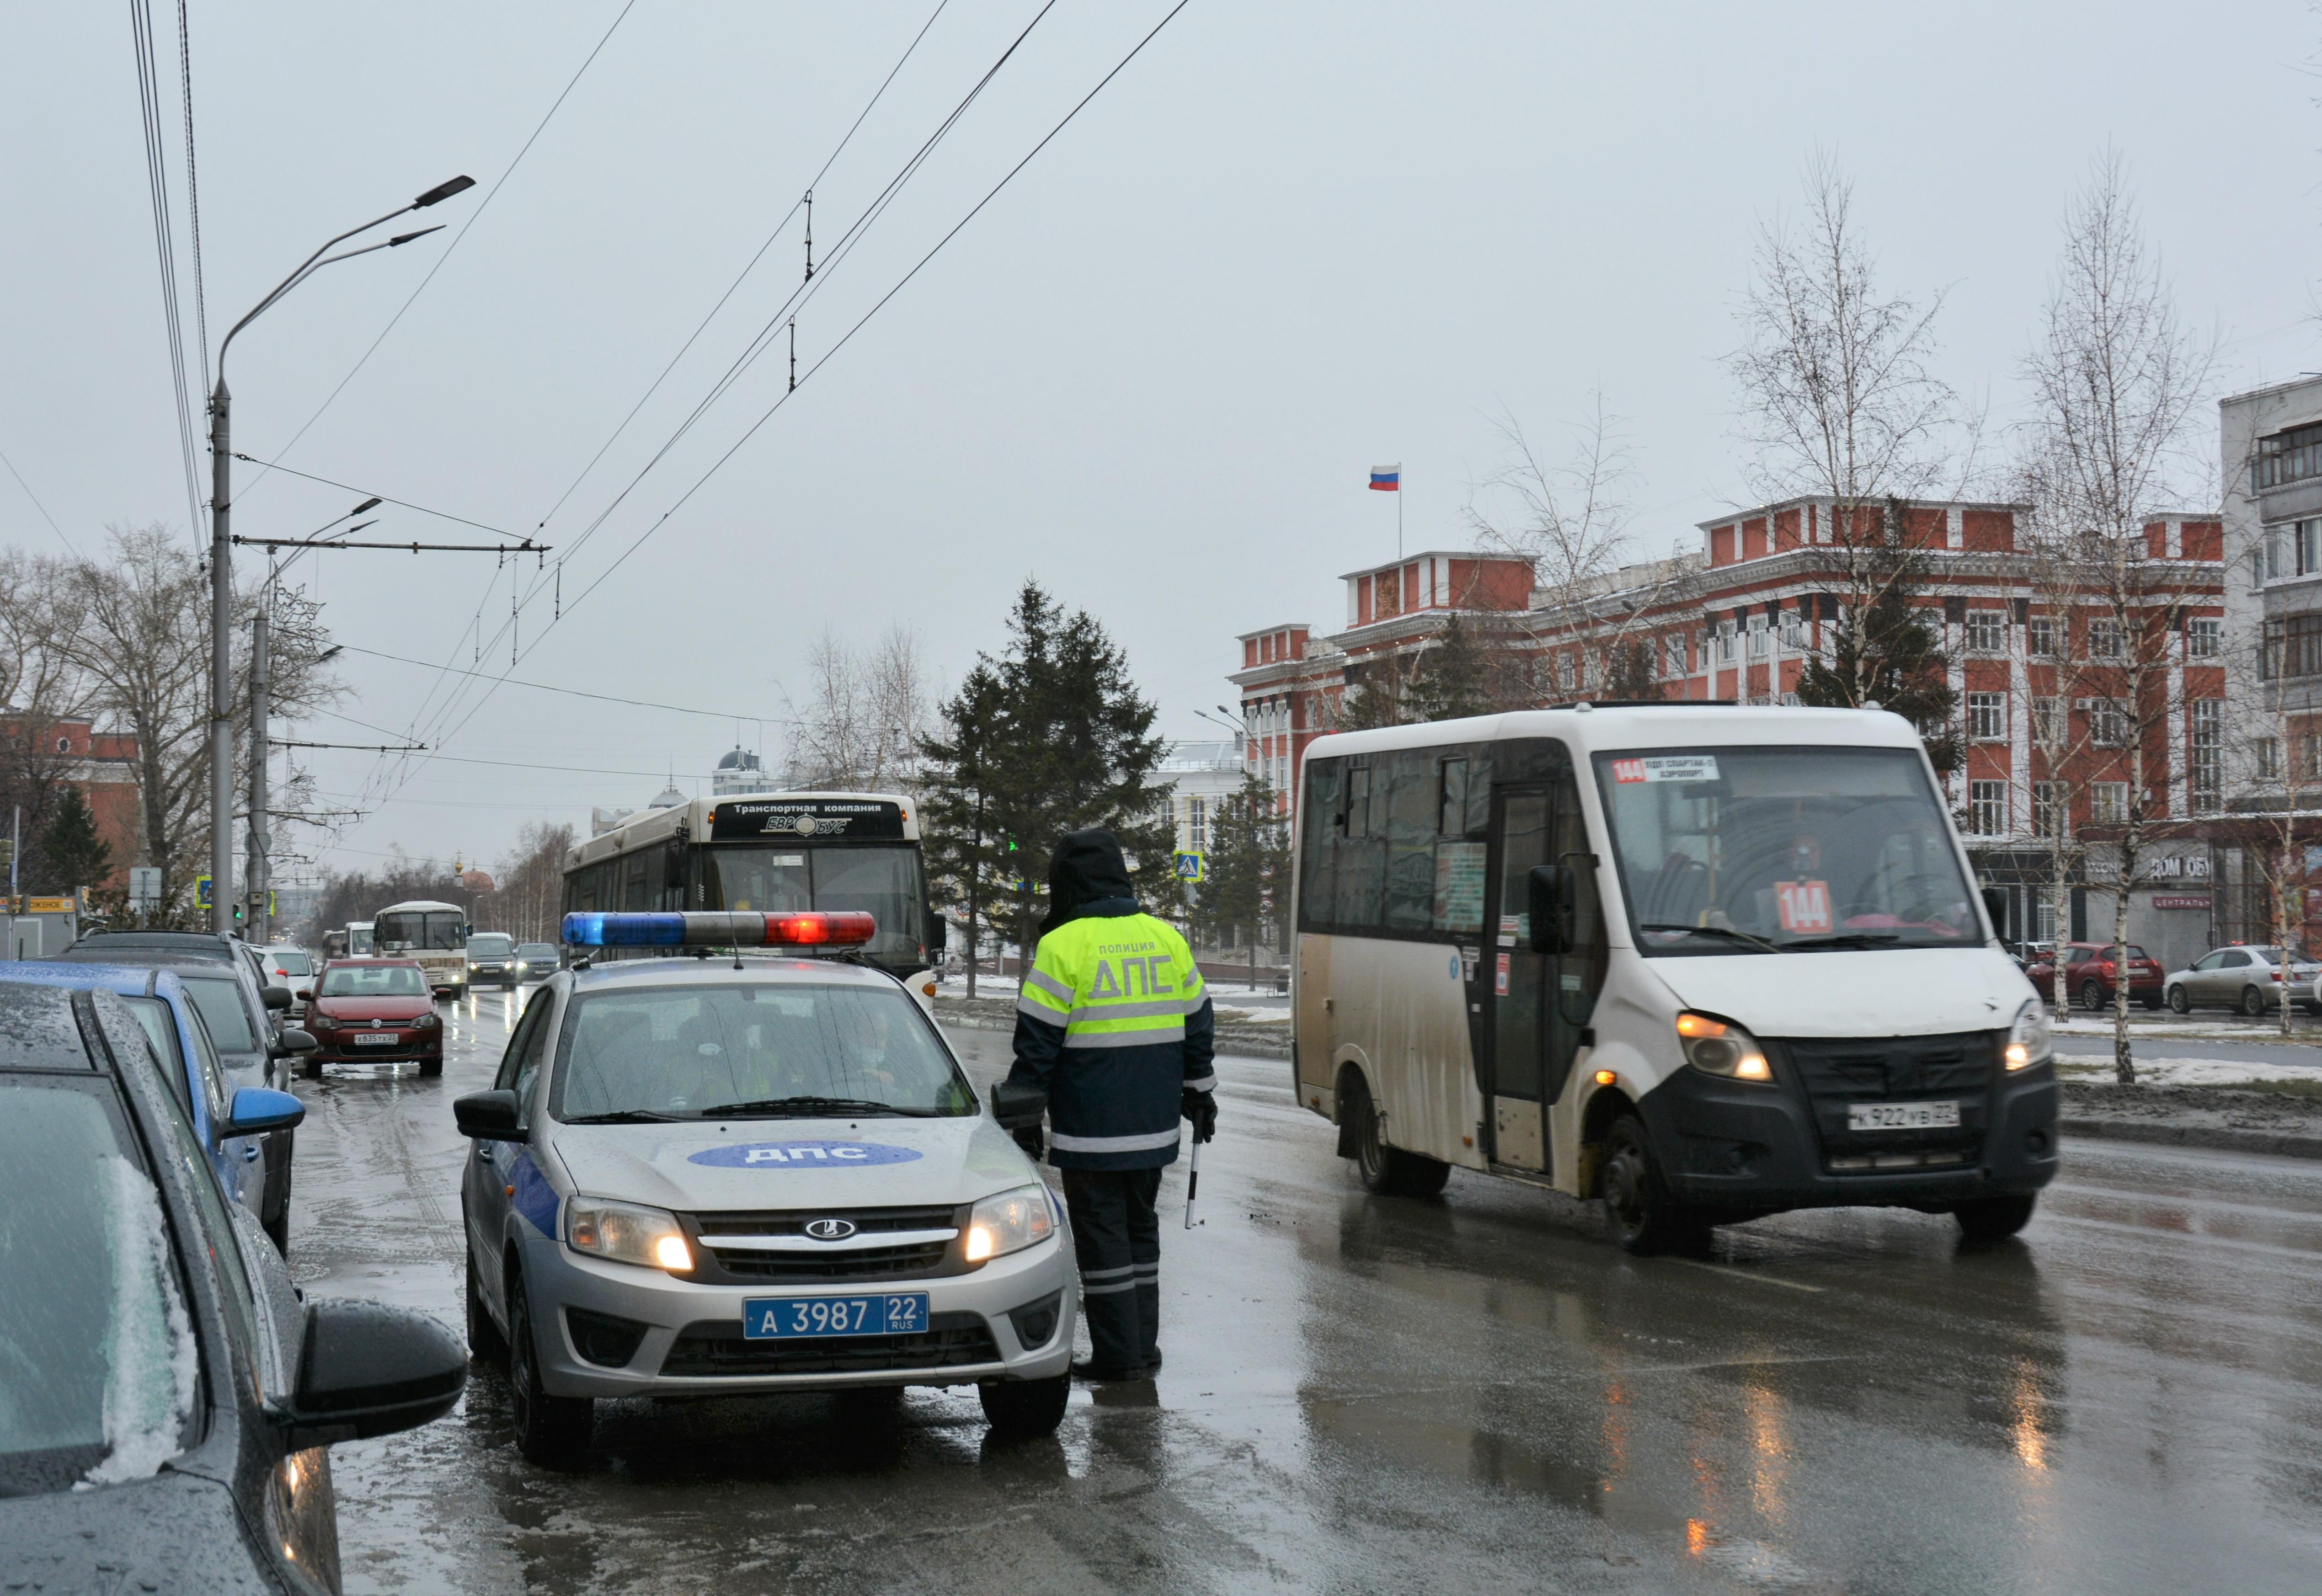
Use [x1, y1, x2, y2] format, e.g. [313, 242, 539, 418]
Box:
[256, 942, 316, 1016]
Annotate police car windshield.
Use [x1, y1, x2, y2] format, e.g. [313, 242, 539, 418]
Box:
[551, 982, 974, 1121]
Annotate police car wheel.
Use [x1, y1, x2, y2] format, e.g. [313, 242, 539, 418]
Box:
[465, 1246, 507, 1366]
[508, 1274, 593, 1467]
[979, 1373, 1069, 1436]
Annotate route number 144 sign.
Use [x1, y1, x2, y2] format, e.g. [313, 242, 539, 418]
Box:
[1774, 879, 1832, 934]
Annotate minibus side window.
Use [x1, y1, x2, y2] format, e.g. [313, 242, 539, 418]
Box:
[1298, 759, 1341, 934]
[1336, 763, 1385, 928]
[1551, 770, 1608, 1027]
[1384, 753, 1437, 930]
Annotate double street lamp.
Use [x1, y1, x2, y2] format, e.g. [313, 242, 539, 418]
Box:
[208, 175, 474, 935]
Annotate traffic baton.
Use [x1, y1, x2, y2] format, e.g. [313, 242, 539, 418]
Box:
[1184, 1135, 1204, 1229]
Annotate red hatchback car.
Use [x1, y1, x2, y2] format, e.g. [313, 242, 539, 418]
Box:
[297, 957, 443, 1077]
[2027, 941, 2166, 1011]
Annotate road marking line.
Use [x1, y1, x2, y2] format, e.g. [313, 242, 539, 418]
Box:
[1660, 1257, 1826, 1292]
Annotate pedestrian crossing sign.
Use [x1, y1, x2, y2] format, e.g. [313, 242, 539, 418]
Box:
[195, 875, 213, 908]
[1175, 852, 1205, 882]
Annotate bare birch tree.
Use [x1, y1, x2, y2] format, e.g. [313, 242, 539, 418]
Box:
[2016, 153, 2216, 1082]
[780, 625, 935, 797]
[1727, 152, 1959, 707]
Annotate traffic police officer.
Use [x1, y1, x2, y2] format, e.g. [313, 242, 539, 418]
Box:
[1006, 828, 1217, 1381]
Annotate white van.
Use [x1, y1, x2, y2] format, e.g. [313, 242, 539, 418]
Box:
[1290, 704, 2058, 1252]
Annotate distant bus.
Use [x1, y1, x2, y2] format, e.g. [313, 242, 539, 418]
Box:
[347, 921, 374, 957]
[562, 792, 942, 1001]
[372, 900, 470, 999]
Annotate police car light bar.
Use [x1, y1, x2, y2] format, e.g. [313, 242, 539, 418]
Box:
[560, 911, 877, 949]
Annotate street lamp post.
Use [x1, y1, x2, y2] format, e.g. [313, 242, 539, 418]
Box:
[208, 175, 473, 934]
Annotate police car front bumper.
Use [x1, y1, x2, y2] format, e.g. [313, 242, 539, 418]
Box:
[517, 1227, 1077, 1397]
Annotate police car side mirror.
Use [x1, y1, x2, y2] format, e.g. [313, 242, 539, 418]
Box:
[1527, 865, 1574, 955]
[275, 1299, 466, 1449]
[262, 986, 293, 1012]
[990, 1080, 1047, 1131]
[454, 1088, 525, 1141]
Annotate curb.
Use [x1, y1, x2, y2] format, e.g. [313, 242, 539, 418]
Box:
[2062, 1115, 2322, 1161]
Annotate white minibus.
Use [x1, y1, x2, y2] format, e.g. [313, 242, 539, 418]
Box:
[1291, 704, 2058, 1253]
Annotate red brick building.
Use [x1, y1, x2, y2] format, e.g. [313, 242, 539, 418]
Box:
[1230, 498, 2226, 940]
[0, 715, 142, 888]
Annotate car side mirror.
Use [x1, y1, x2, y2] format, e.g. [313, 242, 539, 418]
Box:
[222, 1086, 305, 1139]
[1527, 864, 1574, 955]
[1979, 887, 2009, 940]
[990, 1080, 1047, 1131]
[273, 1299, 466, 1449]
[454, 1088, 526, 1141]
[294, 987, 314, 1002]
[927, 917, 948, 955]
[262, 986, 292, 1011]
[271, 1027, 318, 1057]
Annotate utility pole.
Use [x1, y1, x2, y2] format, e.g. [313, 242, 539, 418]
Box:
[246, 610, 269, 944]
[209, 378, 234, 934]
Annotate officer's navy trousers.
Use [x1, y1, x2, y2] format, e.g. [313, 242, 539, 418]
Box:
[1060, 1166, 1163, 1373]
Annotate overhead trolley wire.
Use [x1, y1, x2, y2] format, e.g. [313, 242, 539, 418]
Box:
[128, 0, 206, 543]
[175, 0, 209, 401]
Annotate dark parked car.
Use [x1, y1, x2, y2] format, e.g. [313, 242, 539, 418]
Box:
[0, 978, 464, 1594]
[299, 959, 443, 1077]
[55, 931, 313, 1250]
[2025, 941, 2165, 1011]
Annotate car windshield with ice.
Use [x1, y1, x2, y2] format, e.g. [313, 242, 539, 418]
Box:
[550, 981, 977, 1122]
[1595, 745, 1976, 955]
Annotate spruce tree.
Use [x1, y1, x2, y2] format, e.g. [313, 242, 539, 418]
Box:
[1407, 614, 1498, 722]
[1198, 771, 1290, 959]
[33, 786, 112, 895]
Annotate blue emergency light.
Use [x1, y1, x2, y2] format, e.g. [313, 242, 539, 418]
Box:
[561, 911, 877, 949]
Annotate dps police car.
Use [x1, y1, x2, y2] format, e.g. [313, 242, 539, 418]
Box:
[455, 910, 1074, 1465]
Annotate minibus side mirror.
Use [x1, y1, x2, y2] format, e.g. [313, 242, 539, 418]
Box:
[1979, 886, 2009, 941]
[1527, 865, 1574, 955]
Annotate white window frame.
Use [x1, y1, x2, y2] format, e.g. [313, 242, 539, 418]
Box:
[1964, 611, 2007, 654]
[1969, 780, 2007, 837]
[1968, 692, 2007, 742]
[2091, 783, 2130, 824]
[2186, 617, 2221, 659]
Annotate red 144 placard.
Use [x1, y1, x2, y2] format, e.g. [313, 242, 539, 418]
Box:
[1775, 880, 1832, 934]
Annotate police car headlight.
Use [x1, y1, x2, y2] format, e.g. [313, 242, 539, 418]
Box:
[566, 1198, 693, 1273]
[964, 1184, 1054, 1263]
[2005, 999, 2052, 1071]
[1676, 1012, 1772, 1082]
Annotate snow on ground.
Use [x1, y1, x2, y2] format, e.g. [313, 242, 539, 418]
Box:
[2055, 1054, 2322, 1087]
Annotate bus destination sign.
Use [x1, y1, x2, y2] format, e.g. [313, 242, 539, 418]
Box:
[709, 800, 907, 842]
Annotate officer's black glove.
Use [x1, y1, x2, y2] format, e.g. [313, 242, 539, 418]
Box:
[1181, 1088, 1217, 1144]
[1011, 1123, 1046, 1161]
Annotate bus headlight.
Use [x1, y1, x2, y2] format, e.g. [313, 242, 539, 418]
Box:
[1676, 1012, 1772, 1082]
[965, 1185, 1054, 1263]
[2005, 999, 2051, 1071]
[567, 1198, 693, 1273]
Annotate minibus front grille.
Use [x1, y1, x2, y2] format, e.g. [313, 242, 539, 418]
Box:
[1776, 1030, 1997, 1171]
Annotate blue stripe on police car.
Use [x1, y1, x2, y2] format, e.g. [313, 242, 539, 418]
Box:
[688, 1141, 923, 1169]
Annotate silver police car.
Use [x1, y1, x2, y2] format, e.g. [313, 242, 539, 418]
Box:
[455, 911, 1075, 1466]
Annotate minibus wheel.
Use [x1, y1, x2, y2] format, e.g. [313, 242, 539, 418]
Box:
[1344, 1076, 1451, 1197]
[1953, 1193, 2036, 1243]
[1600, 1115, 1707, 1255]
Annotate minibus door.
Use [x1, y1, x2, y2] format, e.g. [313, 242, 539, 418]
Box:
[1483, 777, 1603, 1175]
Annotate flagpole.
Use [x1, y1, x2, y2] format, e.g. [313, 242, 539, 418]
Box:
[1398, 469, 1404, 560]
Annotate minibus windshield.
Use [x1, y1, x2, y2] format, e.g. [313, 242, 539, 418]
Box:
[1594, 746, 1977, 955]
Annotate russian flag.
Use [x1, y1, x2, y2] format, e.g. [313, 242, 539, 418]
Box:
[1368, 464, 1400, 491]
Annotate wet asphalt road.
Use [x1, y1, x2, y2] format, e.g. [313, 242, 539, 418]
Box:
[287, 987, 2322, 1595]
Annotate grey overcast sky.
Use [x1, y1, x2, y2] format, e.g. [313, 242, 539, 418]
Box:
[4, 1, 2318, 881]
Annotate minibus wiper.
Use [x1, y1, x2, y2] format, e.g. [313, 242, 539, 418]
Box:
[1778, 933, 1904, 950]
[699, 1095, 939, 1118]
[1638, 922, 1781, 954]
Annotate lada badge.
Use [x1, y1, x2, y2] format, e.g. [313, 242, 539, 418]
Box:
[804, 1218, 858, 1241]
[688, 1141, 923, 1169]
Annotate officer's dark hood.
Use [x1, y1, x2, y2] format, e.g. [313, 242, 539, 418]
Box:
[1038, 829, 1137, 937]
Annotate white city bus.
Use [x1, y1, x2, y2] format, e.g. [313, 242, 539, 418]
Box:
[373, 900, 470, 999]
[562, 792, 943, 1007]
[1290, 704, 2059, 1253]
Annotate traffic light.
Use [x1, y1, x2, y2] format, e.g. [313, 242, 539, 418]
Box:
[231, 901, 244, 925]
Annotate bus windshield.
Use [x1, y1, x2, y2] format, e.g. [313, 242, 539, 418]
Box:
[703, 846, 928, 966]
[1594, 746, 1977, 954]
[376, 912, 464, 951]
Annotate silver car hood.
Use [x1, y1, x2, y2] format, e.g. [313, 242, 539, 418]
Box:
[548, 1114, 1038, 1212]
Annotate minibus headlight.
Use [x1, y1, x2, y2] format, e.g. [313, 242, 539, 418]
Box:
[567, 1198, 693, 1273]
[1676, 1012, 1772, 1082]
[965, 1184, 1055, 1263]
[2005, 999, 2052, 1071]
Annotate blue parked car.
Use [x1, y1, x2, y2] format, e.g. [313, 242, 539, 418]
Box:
[0, 960, 313, 1236]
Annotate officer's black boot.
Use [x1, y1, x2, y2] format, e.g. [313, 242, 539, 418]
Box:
[1074, 1276, 1147, 1381]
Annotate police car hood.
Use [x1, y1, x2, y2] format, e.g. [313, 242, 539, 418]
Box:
[549, 1113, 1034, 1211]
[1648, 946, 2037, 1039]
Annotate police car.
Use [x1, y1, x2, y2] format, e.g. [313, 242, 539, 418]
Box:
[454, 909, 1075, 1466]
